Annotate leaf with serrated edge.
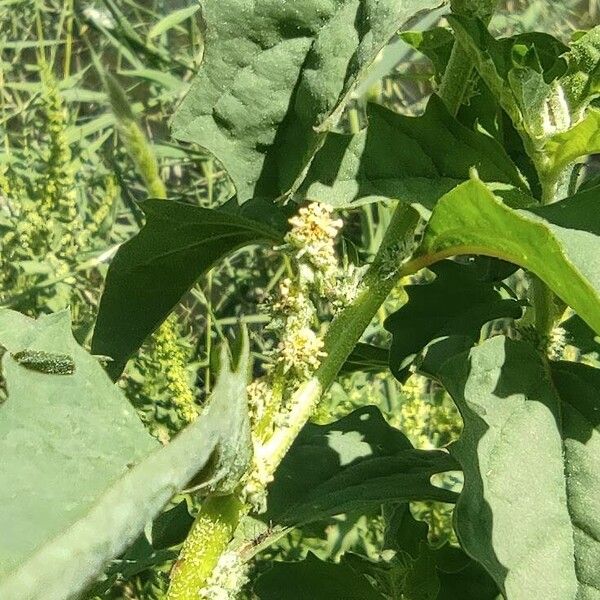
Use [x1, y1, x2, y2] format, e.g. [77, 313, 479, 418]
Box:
[264, 406, 458, 526]
[413, 178, 600, 335]
[384, 260, 523, 382]
[171, 0, 442, 202]
[299, 95, 524, 213]
[92, 198, 285, 378]
[424, 335, 600, 599]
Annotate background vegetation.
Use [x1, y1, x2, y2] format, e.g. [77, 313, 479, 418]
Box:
[1, 0, 598, 598]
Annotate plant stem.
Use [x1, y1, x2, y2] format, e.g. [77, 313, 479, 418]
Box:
[261, 203, 420, 472]
[167, 495, 246, 600]
[167, 8, 484, 589]
[167, 203, 420, 599]
[438, 43, 473, 117]
[531, 166, 572, 339]
[440, 0, 499, 116]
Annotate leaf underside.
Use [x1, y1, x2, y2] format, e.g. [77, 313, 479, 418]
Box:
[0, 309, 248, 600]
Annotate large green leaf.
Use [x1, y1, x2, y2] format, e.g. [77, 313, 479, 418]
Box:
[171, 0, 442, 202]
[424, 335, 600, 599]
[384, 260, 522, 382]
[412, 178, 600, 336]
[92, 198, 286, 378]
[382, 504, 501, 600]
[298, 95, 524, 213]
[0, 309, 247, 600]
[264, 406, 458, 526]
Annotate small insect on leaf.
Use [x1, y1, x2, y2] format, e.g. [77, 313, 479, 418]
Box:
[11, 349, 76, 375]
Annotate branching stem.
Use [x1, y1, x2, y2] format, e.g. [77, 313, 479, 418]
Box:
[166, 203, 420, 599]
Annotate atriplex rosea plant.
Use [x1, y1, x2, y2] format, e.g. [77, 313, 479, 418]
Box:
[2, 0, 600, 598]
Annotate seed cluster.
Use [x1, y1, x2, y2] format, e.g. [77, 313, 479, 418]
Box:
[243, 201, 354, 511]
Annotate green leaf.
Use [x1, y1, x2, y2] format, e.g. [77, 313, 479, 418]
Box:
[437, 561, 503, 600]
[148, 5, 200, 39]
[344, 548, 441, 600]
[450, 17, 600, 167]
[92, 198, 286, 378]
[562, 313, 600, 359]
[298, 95, 524, 213]
[265, 406, 458, 526]
[543, 108, 600, 178]
[425, 335, 600, 599]
[401, 27, 455, 81]
[385, 261, 522, 382]
[171, 0, 443, 202]
[151, 501, 194, 550]
[254, 553, 385, 600]
[0, 309, 249, 600]
[184, 335, 252, 496]
[413, 178, 600, 336]
[0, 309, 158, 593]
[352, 503, 500, 600]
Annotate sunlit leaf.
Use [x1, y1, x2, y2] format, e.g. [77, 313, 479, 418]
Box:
[424, 335, 600, 599]
[171, 0, 443, 202]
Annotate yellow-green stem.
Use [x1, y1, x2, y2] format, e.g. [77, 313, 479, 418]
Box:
[167, 204, 421, 599]
[167, 495, 246, 600]
[532, 166, 573, 339]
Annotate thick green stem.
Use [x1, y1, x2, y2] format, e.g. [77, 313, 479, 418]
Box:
[166, 7, 490, 588]
[439, 0, 499, 116]
[167, 203, 420, 600]
[167, 495, 246, 600]
[260, 204, 420, 473]
[532, 166, 574, 339]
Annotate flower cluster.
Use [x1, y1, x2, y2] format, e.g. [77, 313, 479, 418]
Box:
[399, 374, 461, 450]
[242, 202, 352, 510]
[285, 202, 358, 310]
[271, 277, 326, 378]
[547, 325, 568, 361]
[145, 315, 199, 425]
[0, 70, 115, 308]
[286, 202, 343, 271]
[199, 551, 249, 600]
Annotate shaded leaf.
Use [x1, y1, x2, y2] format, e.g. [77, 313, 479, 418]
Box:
[385, 260, 522, 382]
[254, 553, 385, 600]
[353, 503, 500, 600]
[401, 27, 454, 81]
[171, 0, 443, 202]
[298, 95, 524, 213]
[265, 406, 458, 526]
[92, 198, 286, 378]
[425, 335, 600, 599]
[562, 313, 600, 358]
[341, 342, 389, 374]
[151, 501, 194, 550]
